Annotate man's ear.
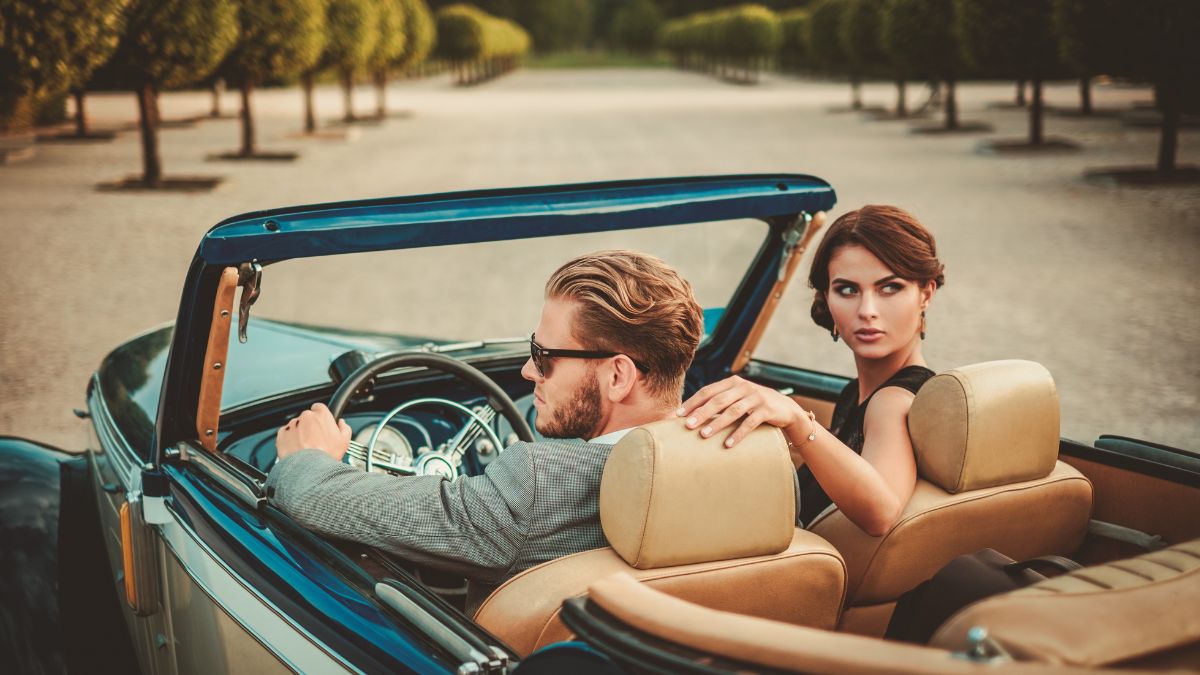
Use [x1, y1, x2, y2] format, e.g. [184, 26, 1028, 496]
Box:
[603, 355, 640, 403]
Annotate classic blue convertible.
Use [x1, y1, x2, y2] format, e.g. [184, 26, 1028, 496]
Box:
[3, 175, 1196, 674]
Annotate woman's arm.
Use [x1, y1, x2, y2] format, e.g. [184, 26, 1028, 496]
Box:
[679, 377, 917, 536]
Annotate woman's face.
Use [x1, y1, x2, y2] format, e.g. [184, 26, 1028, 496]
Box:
[826, 244, 934, 361]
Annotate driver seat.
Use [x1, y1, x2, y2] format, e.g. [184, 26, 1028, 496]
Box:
[474, 418, 847, 656]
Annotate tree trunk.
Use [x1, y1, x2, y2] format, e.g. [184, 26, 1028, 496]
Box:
[303, 71, 316, 133]
[150, 88, 161, 128]
[945, 79, 958, 129]
[1079, 76, 1092, 115]
[1016, 79, 1026, 106]
[374, 70, 387, 118]
[73, 88, 87, 137]
[1029, 78, 1044, 145]
[239, 79, 255, 156]
[1157, 84, 1180, 173]
[136, 84, 162, 186]
[851, 75, 862, 110]
[341, 70, 355, 122]
[210, 80, 223, 118]
[895, 80, 907, 117]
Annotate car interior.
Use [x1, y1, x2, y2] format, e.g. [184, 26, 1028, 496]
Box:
[187, 209, 1197, 670]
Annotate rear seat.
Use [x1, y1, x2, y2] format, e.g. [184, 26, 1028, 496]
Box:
[931, 539, 1200, 669]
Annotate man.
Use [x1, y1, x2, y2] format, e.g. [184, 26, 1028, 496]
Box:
[266, 250, 704, 603]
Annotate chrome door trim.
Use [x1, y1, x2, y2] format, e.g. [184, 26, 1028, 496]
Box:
[157, 503, 359, 674]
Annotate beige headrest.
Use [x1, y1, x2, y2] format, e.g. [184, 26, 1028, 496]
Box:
[600, 418, 796, 569]
[909, 360, 1059, 494]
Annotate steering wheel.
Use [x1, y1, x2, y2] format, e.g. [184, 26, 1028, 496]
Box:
[328, 352, 535, 475]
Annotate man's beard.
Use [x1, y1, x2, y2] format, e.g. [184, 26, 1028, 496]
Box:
[536, 369, 602, 440]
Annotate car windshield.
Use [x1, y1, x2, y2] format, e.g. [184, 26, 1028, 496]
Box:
[220, 219, 768, 410]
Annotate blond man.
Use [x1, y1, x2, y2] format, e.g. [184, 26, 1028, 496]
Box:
[267, 250, 704, 603]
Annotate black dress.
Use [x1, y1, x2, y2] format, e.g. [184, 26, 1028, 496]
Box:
[796, 365, 934, 527]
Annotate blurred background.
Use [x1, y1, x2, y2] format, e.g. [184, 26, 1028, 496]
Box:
[1, 0, 1197, 452]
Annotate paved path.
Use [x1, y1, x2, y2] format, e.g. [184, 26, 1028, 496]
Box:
[1, 69, 1197, 451]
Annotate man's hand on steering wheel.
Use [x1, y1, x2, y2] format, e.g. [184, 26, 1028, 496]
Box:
[277, 403, 352, 462]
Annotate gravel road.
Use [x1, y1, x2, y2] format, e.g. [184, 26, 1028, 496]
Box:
[1, 69, 1196, 451]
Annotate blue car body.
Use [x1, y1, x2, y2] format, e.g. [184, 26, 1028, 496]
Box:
[1, 175, 837, 674]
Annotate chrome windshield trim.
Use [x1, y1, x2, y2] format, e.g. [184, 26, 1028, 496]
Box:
[419, 336, 528, 354]
[181, 442, 265, 508]
[159, 502, 360, 674]
[89, 375, 151, 489]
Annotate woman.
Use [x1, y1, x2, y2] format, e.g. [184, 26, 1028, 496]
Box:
[678, 205, 945, 536]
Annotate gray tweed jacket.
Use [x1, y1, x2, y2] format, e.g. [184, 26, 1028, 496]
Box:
[265, 438, 614, 587]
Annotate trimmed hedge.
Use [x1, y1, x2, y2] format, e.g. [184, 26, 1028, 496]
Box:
[660, 4, 782, 82]
[436, 4, 529, 84]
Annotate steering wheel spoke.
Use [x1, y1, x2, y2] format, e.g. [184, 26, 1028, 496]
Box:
[328, 352, 533, 478]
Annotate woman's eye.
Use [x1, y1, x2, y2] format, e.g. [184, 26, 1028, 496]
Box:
[881, 282, 904, 294]
[833, 285, 857, 297]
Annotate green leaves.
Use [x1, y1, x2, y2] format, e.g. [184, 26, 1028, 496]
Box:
[110, 0, 238, 89]
[436, 4, 529, 63]
[223, 0, 326, 86]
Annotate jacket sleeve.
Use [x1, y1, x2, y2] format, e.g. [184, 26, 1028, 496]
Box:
[265, 444, 538, 583]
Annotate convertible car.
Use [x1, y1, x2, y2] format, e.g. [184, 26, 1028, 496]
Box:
[2, 175, 1196, 675]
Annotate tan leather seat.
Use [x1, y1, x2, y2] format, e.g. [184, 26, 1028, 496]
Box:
[808, 360, 1094, 636]
[933, 538, 1200, 670]
[475, 418, 847, 656]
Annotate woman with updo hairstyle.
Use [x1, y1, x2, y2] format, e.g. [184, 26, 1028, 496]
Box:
[679, 205, 945, 535]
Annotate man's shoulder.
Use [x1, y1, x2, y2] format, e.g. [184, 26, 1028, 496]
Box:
[500, 437, 612, 470]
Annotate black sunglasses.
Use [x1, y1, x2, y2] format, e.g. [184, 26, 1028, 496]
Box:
[529, 334, 649, 378]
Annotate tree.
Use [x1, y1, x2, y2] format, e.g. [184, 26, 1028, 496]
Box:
[395, 0, 436, 77]
[1118, 0, 1200, 172]
[841, 0, 891, 114]
[808, 0, 854, 106]
[220, 0, 324, 156]
[881, 0, 969, 129]
[720, 5, 782, 83]
[956, 0, 1063, 145]
[107, 0, 238, 185]
[325, 0, 381, 122]
[1053, 0, 1129, 115]
[514, 0, 593, 53]
[436, 3, 529, 84]
[0, 0, 130, 134]
[64, 0, 132, 137]
[368, 0, 409, 119]
[778, 9, 811, 72]
[609, 0, 663, 54]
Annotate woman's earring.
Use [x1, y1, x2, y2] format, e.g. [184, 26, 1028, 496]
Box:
[831, 326, 840, 342]
[919, 311, 927, 340]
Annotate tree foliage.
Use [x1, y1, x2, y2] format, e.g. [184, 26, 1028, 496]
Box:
[109, 0, 238, 89]
[807, 0, 849, 74]
[1052, 0, 1126, 77]
[324, 0, 381, 76]
[609, 0, 663, 54]
[880, 0, 964, 81]
[395, 0, 437, 73]
[436, 3, 529, 82]
[368, 0, 409, 76]
[660, 4, 782, 76]
[841, 0, 888, 78]
[512, 0, 593, 53]
[222, 0, 325, 87]
[1, 0, 131, 128]
[779, 9, 811, 70]
[955, 0, 1061, 79]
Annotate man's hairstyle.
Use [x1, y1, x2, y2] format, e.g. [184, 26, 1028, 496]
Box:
[546, 250, 704, 399]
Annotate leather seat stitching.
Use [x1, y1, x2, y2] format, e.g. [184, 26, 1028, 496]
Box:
[1071, 573, 1113, 589]
[1105, 563, 1155, 581]
[633, 434, 658, 568]
[1144, 558, 1183, 573]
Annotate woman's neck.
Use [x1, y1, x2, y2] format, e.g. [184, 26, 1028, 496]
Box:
[854, 340, 926, 405]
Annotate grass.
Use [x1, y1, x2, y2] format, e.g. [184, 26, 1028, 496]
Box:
[525, 50, 670, 70]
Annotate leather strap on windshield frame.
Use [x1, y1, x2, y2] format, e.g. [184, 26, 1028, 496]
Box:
[196, 267, 239, 451]
[733, 211, 826, 374]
